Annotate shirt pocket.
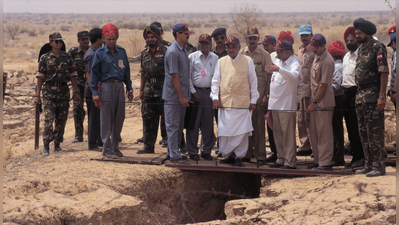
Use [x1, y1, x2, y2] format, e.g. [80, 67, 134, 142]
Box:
[254, 61, 263, 74]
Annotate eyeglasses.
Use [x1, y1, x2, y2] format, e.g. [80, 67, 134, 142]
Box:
[214, 36, 225, 41]
[52, 40, 62, 44]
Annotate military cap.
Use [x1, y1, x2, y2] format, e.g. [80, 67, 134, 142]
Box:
[246, 26, 259, 38]
[298, 24, 312, 35]
[306, 34, 326, 51]
[49, 32, 63, 41]
[225, 36, 240, 45]
[274, 40, 293, 50]
[173, 23, 194, 34]
[261, 35, 276, 45]
[198, 33, 211, 43]
[77, 31, 89, 39]
[143, 25, 161, 39]
[353, 18, 377, 35]
[387, 25, 396, 35]
[211, 28, 226, 37]
[151, 22, 163, 30]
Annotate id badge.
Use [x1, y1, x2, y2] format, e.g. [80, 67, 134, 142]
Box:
[200, 70, 207, 78]
[118, 59, 125, 69]
[303, 57, 307, 65]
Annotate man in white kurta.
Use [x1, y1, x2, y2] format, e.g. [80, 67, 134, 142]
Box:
[266, 40, 302, 169]
[211, 36, 259, 166]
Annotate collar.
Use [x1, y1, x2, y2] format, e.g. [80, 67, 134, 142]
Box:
[90, 45, 98, 51]
[316, 49, 328, 61]
[104, 44, 118, 54]
[334, 59, 343, 64]
[199, 50, 211, 59]
[230, 53, 240, 61]
[243, 45, 261, 55]
[282, 55, 294, 65]
[49, 50, 65, 57]
[173, 40, 184, 51]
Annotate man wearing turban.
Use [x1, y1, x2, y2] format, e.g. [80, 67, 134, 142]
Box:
[353, 18, 389, 177]
[90, 24, 134, 159]
[327, 41, 346, 167]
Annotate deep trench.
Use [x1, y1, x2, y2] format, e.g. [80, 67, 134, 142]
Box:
[137, 170, 261, 224]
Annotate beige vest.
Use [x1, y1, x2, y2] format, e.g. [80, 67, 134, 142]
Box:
[219, 54, 251, 110]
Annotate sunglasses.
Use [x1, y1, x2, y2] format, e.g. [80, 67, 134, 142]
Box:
[52, 40, 62, 44]
[214, 36, 225, 41]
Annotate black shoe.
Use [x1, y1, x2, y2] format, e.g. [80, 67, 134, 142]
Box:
[54, 142, 65, 152]
[269, 163, 284, 168]
[296, 149, 312, 156]
[103, 154, 117, 159]
[306, 163, 319, 169]
[265, 154, 277, 163]
[114, 150, 123, 157]
[72, 137, 83, 143]
[233, 158, 242, 167]
[165, 155, 170, 160]
[217, 152, 223, 158]
[137, 137, 143, 143]
[180, 146, 188, 154]
[331, 160, 345, 167]
[201, 154, 213, 161]
[355, 167, 372, 175]
[366, 168, 386, 177]
[219, 156, 235, 164]
[89, 147, 102, 152]
[42, 144, 50, 156]
[281, 165, 297, 169]
[312, 165, 333, 171]
[159, 139, 168, 147]
[393, 142, 396, 147]
[137, 147, 154, 154]
[170, 157, 190, 164]
[189, 155, 200, 160]
[351, 158, 365, 168]
[256, 160, 266, 166]
[241, 158, 251, 162]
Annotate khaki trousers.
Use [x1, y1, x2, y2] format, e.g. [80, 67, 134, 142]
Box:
[297, 97, 312, 150]
[246, 103, 266, 161]
[309, 107, 334, 166]
[272, 111, 297, 167]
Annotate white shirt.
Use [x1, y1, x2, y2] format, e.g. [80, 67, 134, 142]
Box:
[211, 53, 259, 137]
[268, 55, 302, 111]
[342, 49, 358, 88]
[332, 59, 344, 96]
[270, 51, 277, 63]
[188, 50, 219, 93]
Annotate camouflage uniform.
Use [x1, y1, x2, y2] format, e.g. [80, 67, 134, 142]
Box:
[355, 38, 389, 171]
[212, 47, 228, 58]
[186, 42, 197, 54]
[68, 46, 86, 140]
[36, 50, 77, 145]
[140, 43, 168, 150]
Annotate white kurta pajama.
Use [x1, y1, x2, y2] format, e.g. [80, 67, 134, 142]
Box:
[211, 54, 259, 159]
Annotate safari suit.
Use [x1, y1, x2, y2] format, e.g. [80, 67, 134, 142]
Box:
[68, 46, 86, 139]
[140, 44, 168, 151]
[355, 38, 389, 171]
[36, 50, 77, 145]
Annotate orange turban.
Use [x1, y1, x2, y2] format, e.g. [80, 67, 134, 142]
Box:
[102, 24, 119, 39]
[277, 30, 294, 45]
[327, 41, 346, 60]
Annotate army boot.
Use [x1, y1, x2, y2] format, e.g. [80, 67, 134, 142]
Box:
[54, 141, 65, 153]
[42, 143, 50, 156]
[355, 166, 372, 175]
[366, 163, 386, 177]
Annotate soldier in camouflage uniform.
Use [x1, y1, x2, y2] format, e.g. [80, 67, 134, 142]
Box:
[34, 32, 81, 156]
[69, 31, 90, 143]
[211, 28, 228, 58]
[353, 18, 389, 177]
[137, 25, 168, 154]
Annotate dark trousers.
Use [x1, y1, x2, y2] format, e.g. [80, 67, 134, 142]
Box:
[266, 110, 277, 155]
[332, 95, 345, 163]
[142, 96, 165, 150]
[343, 87, 364, 160]
[85, 83, 102, 149]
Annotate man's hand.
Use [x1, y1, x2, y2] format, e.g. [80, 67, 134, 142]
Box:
[93, 95, 100, 107]
[213, 100, 220, 109]
[377, 98, 385, 111]
[180, 97, 189, 107]
[127, 92, 133, 102]
[265, 65, 279, 73]
[75, 93, 81, 106]
[139, 91, 144, 102]
[249, 104, 256, 111]
[261, 95, 268, 108]
[34, 96, 41, 105]
[193, 92, 201, 104]
[391, 93, 396, 104]
[306, 102, 316, 113]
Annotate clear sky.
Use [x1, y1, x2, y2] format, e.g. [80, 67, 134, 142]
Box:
[3, 0, 396, 14]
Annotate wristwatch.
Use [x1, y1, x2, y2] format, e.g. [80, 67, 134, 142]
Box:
[378, 96, 385, 99]
[312, 99, 317, 104]
[128, 90, 133, 93]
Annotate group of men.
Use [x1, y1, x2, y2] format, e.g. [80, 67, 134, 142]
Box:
[34, 17, 395, 177]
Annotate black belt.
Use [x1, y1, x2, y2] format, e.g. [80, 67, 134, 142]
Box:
[344, 86, 357, 92]
[45, 81, 68, 87]
[102, 79, 123, 83]
[359, 83, 380, 89]
[194, 86, 211, 91]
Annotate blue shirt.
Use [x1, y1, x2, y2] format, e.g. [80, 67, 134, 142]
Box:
[162, 40, 191, 102]
[90, 44, 132, 96]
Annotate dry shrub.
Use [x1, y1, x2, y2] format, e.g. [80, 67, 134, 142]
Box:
[3, 144, 11, 162]
[126, 32, 145, 58]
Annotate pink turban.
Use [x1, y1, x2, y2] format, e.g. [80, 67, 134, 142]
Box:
[102, 24, 119, 39]
[327, 41, 346, 60]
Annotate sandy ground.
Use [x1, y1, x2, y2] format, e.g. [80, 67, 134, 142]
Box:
[3, 62, 397, 224]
